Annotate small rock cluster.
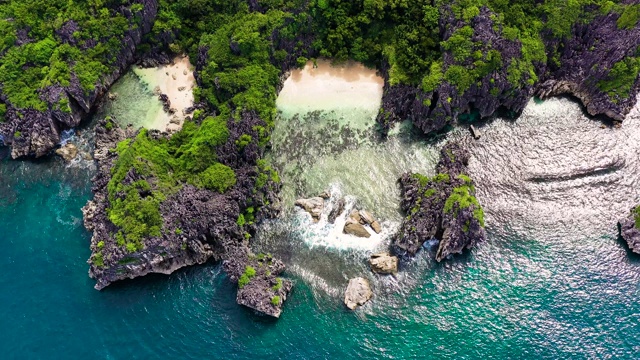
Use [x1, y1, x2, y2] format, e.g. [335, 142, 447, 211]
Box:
[294, 192, 398, 310]
[344, 209, 382, 238]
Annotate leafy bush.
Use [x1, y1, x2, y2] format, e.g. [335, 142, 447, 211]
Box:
[271, 295, 281, 306]
[617, 4, 640, 30]
[238, 266, 257, 288]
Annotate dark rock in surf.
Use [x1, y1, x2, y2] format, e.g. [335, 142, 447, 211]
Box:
[328, 197, 345, 224]
[618, 211, 640, 255]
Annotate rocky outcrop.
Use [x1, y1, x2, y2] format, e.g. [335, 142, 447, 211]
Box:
[295, 196, 324, 222]
[225, 250, 293, 318]
[0, 0, 159, 158]
[619, 210, 640, 255]
[369, 253, 398, 274]
[328, 197, 345, 224]
[377, 6, 640, 135]
[84, 110, 291, 317]
[344, 277, 372, 310]
[359, 210, 382, 234]
[393, 142, 486, 261]
[536, 11, 640, 121]
[55, 143, 78, 162]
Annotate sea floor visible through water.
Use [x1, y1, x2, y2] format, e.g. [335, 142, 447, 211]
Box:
[1, 61, 640, 358]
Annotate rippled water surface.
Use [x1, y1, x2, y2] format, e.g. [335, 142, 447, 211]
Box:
[1, 64, 640, 358]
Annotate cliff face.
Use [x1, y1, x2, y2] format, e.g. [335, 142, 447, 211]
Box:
[537, 10, 640, 120]
[394, 142, 486, 261]
[619, 210, 640, 255]
[0, 0, 158, 159]
[84, 109, 291, 317]
[377, 6, 640, 135]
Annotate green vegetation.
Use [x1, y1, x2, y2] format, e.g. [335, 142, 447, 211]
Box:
[0, 1, 145, 111]
[92, 251, 104, 268]
[106, 115, 236, 249]
[271, 295, 281, 306]
[618, 4, 640, 30]
[444, 184, 485, 227]
[29, 0, 630, 260]
[598, 54, 640, 103]
[238, 265, 256, 288]
[272, 277, 283, 291]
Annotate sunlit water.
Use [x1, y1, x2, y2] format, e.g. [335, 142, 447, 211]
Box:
[1, 62, 639, 358]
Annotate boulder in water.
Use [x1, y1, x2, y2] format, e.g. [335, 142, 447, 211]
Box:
[295, 197, 324, 222]
[344, 222, 371, 238]
[347, 209, 362, 224]
[370, 221, 382, 234]
[359, 210, 375, 225]
[55, 143, 78, 162]
[344, 277, 372, 310]
[369, 253, 398, 274]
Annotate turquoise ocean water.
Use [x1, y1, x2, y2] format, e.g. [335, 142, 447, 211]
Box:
[1, 69, 640, 359]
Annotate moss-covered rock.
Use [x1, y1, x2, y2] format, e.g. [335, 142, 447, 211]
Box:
[394, 142, 485, 261]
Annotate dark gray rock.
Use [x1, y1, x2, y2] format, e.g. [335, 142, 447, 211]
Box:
[393, 142, 486, 261]
[619, 212, 640, 255]
[328, 197, 345, 224]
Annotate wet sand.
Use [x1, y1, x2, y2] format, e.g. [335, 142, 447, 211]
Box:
[133, 56, 195, 132]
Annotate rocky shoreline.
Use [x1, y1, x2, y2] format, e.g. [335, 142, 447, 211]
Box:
[2, 0, 639, 319]
[376, 6, 640, 135]
[84, 112, 292, 317]
[0, 0, 160, 159]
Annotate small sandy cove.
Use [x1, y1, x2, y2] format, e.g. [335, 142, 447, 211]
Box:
[133, 56, 196, 132]
[276, 59, 383, 113]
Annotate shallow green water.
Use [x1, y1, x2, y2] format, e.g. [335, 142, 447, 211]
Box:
[1, 68, 640, 358]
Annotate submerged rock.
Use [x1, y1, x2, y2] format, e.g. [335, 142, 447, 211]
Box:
[344, 277, 372, 310]
[394, 142, 486, 261]
[619, 211, 640, 254]
[295, 196, 324, 222]
[369, 253, 398, 274]
[55, 143, 78, 162]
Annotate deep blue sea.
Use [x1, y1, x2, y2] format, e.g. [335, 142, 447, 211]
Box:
[2, 69, 640, 359]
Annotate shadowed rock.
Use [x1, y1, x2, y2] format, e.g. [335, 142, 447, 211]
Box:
[619, 211, 640, 255]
